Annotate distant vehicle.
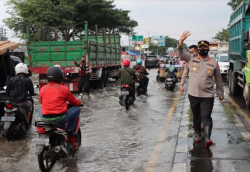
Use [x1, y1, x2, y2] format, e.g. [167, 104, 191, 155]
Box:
[145, 55, 159, 68]
[218, 54, 229, 75]
[220, 50, 228, 54]
[209, 53, 217, 61]
[160, 55, 171, 63]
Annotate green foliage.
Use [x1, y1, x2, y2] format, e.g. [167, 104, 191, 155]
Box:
[213, 28, 229, 42]
[3, 0, 138, 41]
[148, 36, 188, 55]
[227, 0, 243, 10]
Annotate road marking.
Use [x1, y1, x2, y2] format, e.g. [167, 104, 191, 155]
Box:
[145, 95, 179, 172]
[225, 94, 250, 124]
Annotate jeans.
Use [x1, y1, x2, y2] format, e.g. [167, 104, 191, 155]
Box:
[143, 76, 149, 89]
[38, 107, 81, 130]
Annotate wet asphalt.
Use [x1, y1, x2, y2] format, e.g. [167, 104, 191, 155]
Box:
[1, 65, 250, 172]
[0, 63, 185, 172]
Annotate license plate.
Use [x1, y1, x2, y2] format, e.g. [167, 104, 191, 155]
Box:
[120, 91, 129, 95]
[135, 83, 139, 86]
[1, 116, 15, 122]
[33, 138, 50, 145]
[167, 82, 173, 84]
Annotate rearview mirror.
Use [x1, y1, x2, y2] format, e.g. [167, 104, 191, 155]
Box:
[243, 31, 249, 42]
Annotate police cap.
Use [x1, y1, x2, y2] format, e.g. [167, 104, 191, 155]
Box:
[198, 40, 209, 48]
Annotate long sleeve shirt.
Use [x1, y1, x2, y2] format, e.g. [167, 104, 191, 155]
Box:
[177, 45, 224, 98]
[180, 66, 189, 86]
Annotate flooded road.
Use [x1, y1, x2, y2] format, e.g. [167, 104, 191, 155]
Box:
[0, 66, 185, 172]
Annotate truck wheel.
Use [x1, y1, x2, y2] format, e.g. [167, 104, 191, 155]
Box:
[99, 72, 105, 89]
[104, 70, 109, 87]
[229, 70, 240, 96]
[244, 83, 250, 108]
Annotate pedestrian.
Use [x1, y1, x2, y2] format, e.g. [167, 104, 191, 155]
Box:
[180, 45, 198, 94]
[74, 55, 92, 99]
[178, 31, 224, 148]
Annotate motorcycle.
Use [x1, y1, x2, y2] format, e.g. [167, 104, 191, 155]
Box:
[34, 104, 83, 172]
[165, 77, 176, 91]
[119, 84, 135, 110]
[1, 96, 34, 141]
[135, 73, 146, 96]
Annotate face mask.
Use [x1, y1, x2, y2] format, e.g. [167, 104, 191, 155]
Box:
[198, 49, 208, 56]
[82, 60, 85, 63]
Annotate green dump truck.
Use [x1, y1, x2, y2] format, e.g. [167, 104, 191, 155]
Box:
[228, 0, 250, 108]
[27, 22, 121, 91]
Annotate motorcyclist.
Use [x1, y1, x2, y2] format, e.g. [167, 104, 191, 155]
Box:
[133, 59, 149, 91]
[6, 63, 34, 128]
[39, 66, 82, 134]
[165, 60, 178, 84]
[119, 59, 137, 99]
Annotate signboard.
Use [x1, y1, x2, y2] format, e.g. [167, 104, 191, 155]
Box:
[144, 38, 150, 42]
[151, 36, 165, 46]
[134, 41, 143, 46]
[132, 35, 143, 41]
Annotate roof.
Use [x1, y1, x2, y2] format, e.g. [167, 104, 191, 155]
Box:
[0, 41, 20, 55]
[125, 51, 137, 56]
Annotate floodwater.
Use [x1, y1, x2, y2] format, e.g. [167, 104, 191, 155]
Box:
[0, 65, 184, 172]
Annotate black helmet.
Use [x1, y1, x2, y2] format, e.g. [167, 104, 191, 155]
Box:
[46, 66, 63, 83]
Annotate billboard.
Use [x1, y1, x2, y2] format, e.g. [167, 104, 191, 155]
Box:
[151, 36, 165, 46]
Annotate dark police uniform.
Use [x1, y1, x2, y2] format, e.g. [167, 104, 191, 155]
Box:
[177, 40, 224, 146]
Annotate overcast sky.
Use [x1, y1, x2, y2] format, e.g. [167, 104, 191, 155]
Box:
[0, 0, 233, 46]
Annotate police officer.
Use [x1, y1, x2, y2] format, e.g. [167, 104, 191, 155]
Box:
[180, 45, 198, 94]
[178, 31, 224, 148]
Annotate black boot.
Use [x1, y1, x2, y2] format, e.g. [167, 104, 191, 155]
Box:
[204, 125, 213, 148]
[193, 121, 201, 143]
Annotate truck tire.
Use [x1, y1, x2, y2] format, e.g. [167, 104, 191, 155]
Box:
[104, 70, 109, 87]
[244, 83, 250, 108]
[229, 70, 240, 96]
[98, 72, 105, 89]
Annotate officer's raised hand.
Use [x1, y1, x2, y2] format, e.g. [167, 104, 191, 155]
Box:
[179, 31, 191, 46]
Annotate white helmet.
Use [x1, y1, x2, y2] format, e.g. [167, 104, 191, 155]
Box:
[54, 65, 61, 68]
[15, 63, 29, 74]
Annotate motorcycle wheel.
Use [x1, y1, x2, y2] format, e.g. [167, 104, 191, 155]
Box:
[125, 102, 129, 111]
[73, 128, 82, 153]
[38, 147, 57, 172]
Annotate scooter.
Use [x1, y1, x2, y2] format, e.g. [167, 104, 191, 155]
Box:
[1, 96, 34, 141]
[135, 74, 146, 96]
[34, 104, 83, 172]
[119, 84, 135, 110]
[165, 77, 176, 91]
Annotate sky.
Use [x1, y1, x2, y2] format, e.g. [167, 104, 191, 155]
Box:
[0, 0, 233, 46]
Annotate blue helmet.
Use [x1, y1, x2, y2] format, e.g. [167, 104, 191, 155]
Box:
[136, 59, 142, 65]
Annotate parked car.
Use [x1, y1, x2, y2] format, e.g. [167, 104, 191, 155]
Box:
[218, 54, 229, 75]
[145, 55, 159, 68]
[209, 53, 217, 61]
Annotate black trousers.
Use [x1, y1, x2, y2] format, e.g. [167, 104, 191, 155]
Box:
[78, 76, 90, 94]
[188, 95, 214, 134]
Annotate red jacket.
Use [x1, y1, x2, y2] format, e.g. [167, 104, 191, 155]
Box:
[40, 82, 81, 116]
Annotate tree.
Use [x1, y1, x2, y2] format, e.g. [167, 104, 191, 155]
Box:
[148, 36, 188, 55]
[227, 0, 243, 10]
[213, 28, 229, 42]
[3, 0, 138, 41]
